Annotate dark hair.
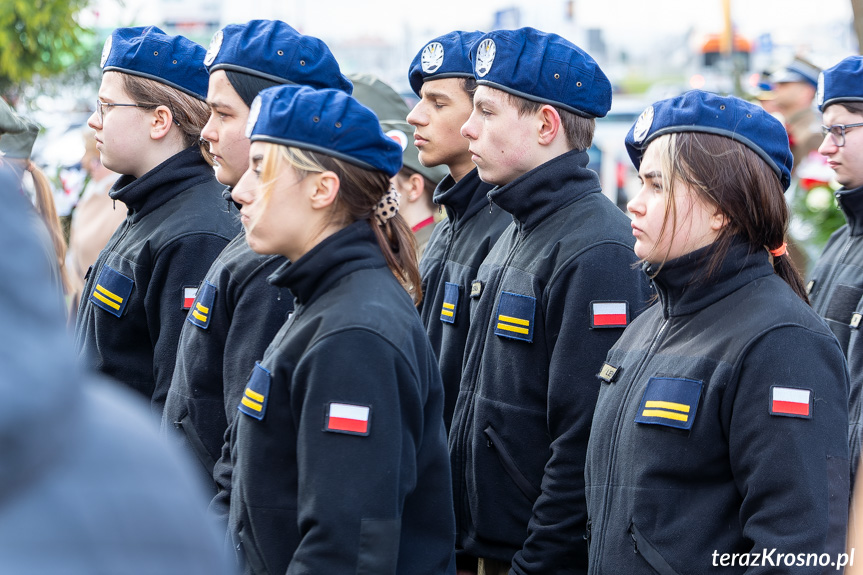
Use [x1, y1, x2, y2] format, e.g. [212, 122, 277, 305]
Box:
[460, 77, 479, 102]
[121, 73, 211, 159]
[225, 71, 281, 108]
[833, 102, 863, 116]
[505, 92, 595, 151]
[259, 143, 422, 304]
[654, 132, 808, 302]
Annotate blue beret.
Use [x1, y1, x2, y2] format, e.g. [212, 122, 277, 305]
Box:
[817, 55, 863, 111]
[625, 90, 793, 190]
[469, 27, 611, 119]
[247, 85, 403, 177]
[204, 20, 353, 94]
[408, 30, 484, 97]
[101, 26, 208, 101]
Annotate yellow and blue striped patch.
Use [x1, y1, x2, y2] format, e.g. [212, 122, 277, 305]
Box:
[635, 377, 703, 431]
[440, 282, 460, 325]
[187, 281, 216, 330]
[238, 362, 271, 421]
[493, 291, 535, 342]
[88, 265, 133, 318]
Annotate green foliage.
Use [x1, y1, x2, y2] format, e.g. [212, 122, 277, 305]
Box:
[0, 0, 94, 93]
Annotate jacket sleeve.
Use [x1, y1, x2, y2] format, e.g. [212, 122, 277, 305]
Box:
[146, 232, 232, 415]
[512, 242, 652, 574]
[286, 329, 427, 574]
[728, 325, 849, 574]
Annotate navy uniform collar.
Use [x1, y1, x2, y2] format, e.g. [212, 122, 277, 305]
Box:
[433, 168, 499, 229]
[268, 220, 388, 306]
[648, 237, 774, 318]
[109, 146, 217, 221]
[487, 149, 600, 233]
[836, 185, 863, 236]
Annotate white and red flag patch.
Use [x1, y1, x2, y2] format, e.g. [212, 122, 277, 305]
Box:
[769, 386, 812, 419]
[182, 287, 198, 310]
[590, 301, 629, 329]
[325, 403, 371, 436]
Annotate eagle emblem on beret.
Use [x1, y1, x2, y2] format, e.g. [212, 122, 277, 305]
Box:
[476, 39, 496, 78]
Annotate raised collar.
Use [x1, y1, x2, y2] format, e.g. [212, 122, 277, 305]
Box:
[836, 184, 863, 236]
[648, 237, 774, 319]
[109, 147, 217, 222]
[487, 149, 600, 233]
[433, 167, 499, 229]
[268, 220, 388, 306]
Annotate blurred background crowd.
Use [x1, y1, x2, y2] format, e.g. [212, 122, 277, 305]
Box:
[4, 0, 862, 275]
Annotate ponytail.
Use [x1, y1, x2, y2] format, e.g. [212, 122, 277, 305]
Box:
[371, 213, 422, 305]
[771, 249, 809, 304]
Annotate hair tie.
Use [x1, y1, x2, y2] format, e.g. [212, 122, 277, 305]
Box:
[374, 184, 400, 226]
[769, 242, 787, 257]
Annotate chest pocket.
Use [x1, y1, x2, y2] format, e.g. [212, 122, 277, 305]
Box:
[634, 377, 703, 431]
[187, 281, 217, 330]
[238, 362, 271, 421]
[494, 291, 535, 343]
[89, 264, 133, 318]
[440, 282, 460, 325]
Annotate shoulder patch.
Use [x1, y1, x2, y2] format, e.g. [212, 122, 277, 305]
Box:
[770, 386, 812, 419]
[238, 362, 271, 421]
[324, 402, 371, 436]
[597, 363, 620, 383]
[440, 282, 460, 325]
[494, 291, 535, 342]
[590, 301, 629, 329]
[635, 377, 703, 430]
[187, 281, 216, 330]
[89, 265, 133, 318]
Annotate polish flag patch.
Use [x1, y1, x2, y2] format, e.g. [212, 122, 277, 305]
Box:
[325, 402, 371, 436]
[590, 301, 629, 329]
[182, 286, 198, 310]
[769, 386, 812, 419]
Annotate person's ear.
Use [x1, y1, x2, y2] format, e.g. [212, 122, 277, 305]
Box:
[710, 208, 727, 232]
[309, 170, 340, 210]
[406, 173, 425, 203]
[537, 104, 562, 146]
[150, 105, 175, 141]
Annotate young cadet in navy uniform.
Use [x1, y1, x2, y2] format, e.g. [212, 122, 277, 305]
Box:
[585, 91, 850, 575]
[219, 85, 455, 574]
[75, 27, 239, 415]
[162, 19, 352, 495]
[809, 56, 863, 485]
[453, 28, 652, 575]
[405, 31, 512, 436]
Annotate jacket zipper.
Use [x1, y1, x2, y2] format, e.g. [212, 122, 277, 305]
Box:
[592, 300, 671, 570]
[452, 225, 523, 542]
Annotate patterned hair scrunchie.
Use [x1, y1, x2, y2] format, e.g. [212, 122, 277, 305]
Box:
[375, 184, 400, 226]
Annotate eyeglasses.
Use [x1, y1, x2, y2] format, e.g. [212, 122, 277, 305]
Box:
[821, 122, 863, 147]
[95, 99, 148, 123]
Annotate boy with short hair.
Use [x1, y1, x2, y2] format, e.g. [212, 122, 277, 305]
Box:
[450, 27, 651, 574]
[406, 31, 512, 432]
